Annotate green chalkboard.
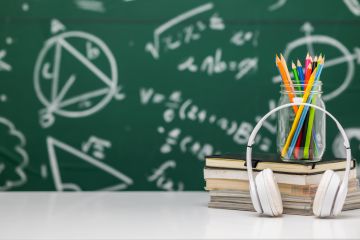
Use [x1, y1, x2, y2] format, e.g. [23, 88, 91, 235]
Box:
[0, 0, 360, 190]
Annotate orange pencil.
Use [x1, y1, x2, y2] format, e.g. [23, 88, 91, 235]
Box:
[276, 55, 298, 113]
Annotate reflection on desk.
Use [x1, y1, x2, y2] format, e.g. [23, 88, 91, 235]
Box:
[0, 192, 359, 239]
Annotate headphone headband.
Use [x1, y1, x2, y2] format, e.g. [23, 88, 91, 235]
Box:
[246, 102, 352, 213]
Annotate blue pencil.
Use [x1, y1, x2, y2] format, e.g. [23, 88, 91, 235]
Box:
[286, 63, 324, 159]
[296, 60, 305, 88]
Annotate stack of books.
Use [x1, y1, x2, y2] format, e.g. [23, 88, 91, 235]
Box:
[204, 154, 360, 215]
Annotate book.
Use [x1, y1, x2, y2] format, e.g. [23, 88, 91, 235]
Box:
[208, 201, 360, 216]
[208, 189, 360, 216]
[205, 178, 359, 197]
[204, 167, 357, 185]
[205, 153, 356, 174]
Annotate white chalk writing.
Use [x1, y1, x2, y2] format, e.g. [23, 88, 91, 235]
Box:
[178, 48, 258, 80]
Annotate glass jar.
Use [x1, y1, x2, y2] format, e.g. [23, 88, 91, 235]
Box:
[277, 82, 325, 162]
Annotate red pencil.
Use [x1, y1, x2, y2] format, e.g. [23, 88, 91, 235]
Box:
[296, 55, 312, 159]
[304, 63, 312, 84]
[295, 130, 303, 159]
[305, 53, 311, 70]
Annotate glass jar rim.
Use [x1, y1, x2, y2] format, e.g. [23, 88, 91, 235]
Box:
[280, 81, 322, 94]
[280, 81, 322, 87]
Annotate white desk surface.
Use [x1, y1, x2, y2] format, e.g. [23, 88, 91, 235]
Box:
[0, 192, 359, 239]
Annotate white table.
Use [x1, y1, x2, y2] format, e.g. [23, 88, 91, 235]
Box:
[0, 192, 359, 239]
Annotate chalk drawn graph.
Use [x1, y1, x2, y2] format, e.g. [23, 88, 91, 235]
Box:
[47, 136, 133, 191]
[148, 160, 184, 191]
[145, 2, 224, 59]
[34, 27, 125, 128]
[0, 117, 29, 190]
[140, 88, 274, 152]
[272, 22, 360, 101]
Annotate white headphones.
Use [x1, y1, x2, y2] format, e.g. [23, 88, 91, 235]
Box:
[246, 102, 352, 218]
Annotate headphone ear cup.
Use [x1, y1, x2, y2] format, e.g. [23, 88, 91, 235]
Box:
[332, 180, 348, 216]
[255, 169, 283, 216]
[255, 171, 273, 216]
[249, 182, 263, 214]
[313, 170, 340, 217]
[263, 169, 283, 216]
[313, 170, 333, 217]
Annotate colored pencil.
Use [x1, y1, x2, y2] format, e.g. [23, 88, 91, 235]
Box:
[284, 60, 324, 158]
[300, 109, 310, 157]
[292, 60, 304, 158]
[280, 54, 296, 93]
[276, 55, 298, 113]
[299, 64, 310, 159]
[305, 53, 311, 70]
[291, 62, 301, 93]
[280, 55, 301, 158]
[308, 55, 313, 68]
[294, 57, 308, 158]
[304, 98, 316, 158]
[294, 128, 303, 159]
[312, 56, 318, 72]
[302, 57, 313, 158]
[296, 60, 305, 87]
[280, 54, 292, 81]
[304, 56, 323, 158]
[281, 58, 324, 158]
[304, 64, 312, 84]
[292, 60, 302, 159]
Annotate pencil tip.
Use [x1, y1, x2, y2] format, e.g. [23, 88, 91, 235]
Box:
[275, 54, 281, 64]
[291, 62, 296, 68]
[297, 59, 302, 66]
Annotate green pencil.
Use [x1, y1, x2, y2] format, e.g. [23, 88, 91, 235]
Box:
[291, 62, 302, 94]
[304, 55, 324, 159]
[303, 97, 316, 159]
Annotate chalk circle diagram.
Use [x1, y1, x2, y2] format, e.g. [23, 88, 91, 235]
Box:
[0, 117, 29, 190]
[34, 31, 123, 128]
[332, 128, 360, 158]
[273, 22, 359, 102]
[343, 0, 360, 16]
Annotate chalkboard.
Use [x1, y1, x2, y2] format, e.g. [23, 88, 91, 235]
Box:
[1, 0, 360, 190]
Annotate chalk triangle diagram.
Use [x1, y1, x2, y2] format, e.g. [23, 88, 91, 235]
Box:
[50, 37, 113, 111]
[46, 136, 133, 191]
